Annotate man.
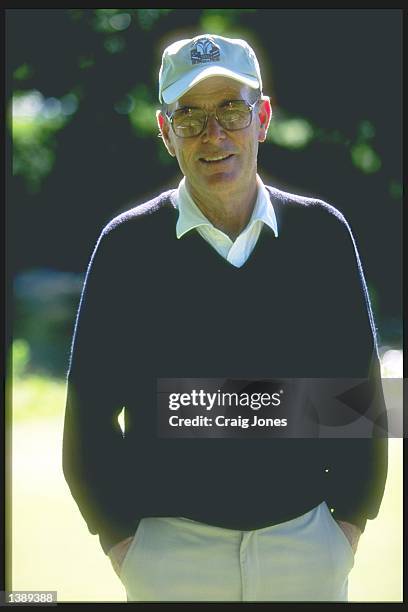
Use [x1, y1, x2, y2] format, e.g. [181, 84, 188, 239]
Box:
[63, 34, 388, 602]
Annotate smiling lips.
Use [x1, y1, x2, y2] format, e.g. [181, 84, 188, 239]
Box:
[199, 153, 235, 164]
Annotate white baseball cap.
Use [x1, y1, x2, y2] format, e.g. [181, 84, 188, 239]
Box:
[158, 34, 262, 104]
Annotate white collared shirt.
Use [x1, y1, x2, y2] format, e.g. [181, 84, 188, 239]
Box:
[173, 174, 278, 268]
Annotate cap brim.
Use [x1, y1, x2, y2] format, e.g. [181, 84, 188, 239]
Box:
[161, 65, 260, 104]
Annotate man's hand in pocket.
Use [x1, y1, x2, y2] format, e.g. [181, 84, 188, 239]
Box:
[335, 520, 362, 555]
[108, 536, 134, 577]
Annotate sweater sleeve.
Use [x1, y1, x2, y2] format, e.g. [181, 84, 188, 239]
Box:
[62, 227, 138, 554]
[316, 205, 388, 533]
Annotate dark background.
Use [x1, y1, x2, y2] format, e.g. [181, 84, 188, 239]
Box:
[6, 8, 402, 377]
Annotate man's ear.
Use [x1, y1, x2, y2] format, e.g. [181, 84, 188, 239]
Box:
[156, 110, 176, 157]
[257, 97, 272, 143]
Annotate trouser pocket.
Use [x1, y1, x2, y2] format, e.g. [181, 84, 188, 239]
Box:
[119, 520, 146, 582]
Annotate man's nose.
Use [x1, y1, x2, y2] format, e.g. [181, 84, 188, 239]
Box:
[201, 114, 226, 141]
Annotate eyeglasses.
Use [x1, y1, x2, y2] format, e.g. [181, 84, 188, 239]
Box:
[166, 98, 260, 138]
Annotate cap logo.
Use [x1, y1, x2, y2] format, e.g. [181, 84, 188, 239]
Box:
[190, 37, 220, 65]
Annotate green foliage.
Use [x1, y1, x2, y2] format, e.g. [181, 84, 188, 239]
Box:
[350, 119, 381, 174]
[78, 55, 95, 70]
[12, 339, 31, 379]
[104, 34, 126, 54]
[12, 338, 66, 422]
[127, 84, 159, 136]
[268, 112, 315, 149]
[12, 374, 67, 422]
[13, 63, 34, 81]
[92, 9, 127, 33]
[357, 120, 376, 140]
[11, 90, 79, 192]
[389, 180, 402, 200]
[200, 9, 256, 34]
[136, 9, 173, 31]
[91, 8, 173, 33]
[9, 9, 393, 192]
[266, 110, 383, 173]
[351, 143, 381, 174]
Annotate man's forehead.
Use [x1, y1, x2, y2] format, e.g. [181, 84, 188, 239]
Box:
[172, 77, 250, 109]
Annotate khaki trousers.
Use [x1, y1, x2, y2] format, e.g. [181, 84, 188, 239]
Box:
[118, 500, 354, 602]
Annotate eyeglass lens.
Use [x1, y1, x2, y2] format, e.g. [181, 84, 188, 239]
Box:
[171, 100, 254, 137]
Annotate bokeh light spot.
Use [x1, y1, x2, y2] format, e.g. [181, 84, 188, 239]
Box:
[358, 120, 376, 140]
[268, 115, 314, 149]
[42, 98, 62, 120]
[13, 63, 33, 81]
[109, 13, 131, 31]
[114, 95, 135, 115]
[351, 143, 381, 173]
[78, 56, 95, 70]
[104, 35, 125, 54]
[389, 180, 402, 200]
[13, 91, 44, 118]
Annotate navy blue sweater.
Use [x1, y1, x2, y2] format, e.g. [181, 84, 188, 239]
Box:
[62, 186, 388, 554]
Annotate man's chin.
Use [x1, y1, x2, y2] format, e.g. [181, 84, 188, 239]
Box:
[197, 171, 240, 190]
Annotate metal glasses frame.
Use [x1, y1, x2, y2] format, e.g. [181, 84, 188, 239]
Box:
[165, 98, 261, 138]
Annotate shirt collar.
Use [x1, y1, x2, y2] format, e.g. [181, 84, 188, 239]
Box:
[174, 175, 278, 239]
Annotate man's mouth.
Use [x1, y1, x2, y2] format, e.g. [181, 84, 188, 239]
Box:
[199, 154, 234, 164]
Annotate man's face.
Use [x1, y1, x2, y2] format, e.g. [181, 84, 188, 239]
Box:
[158, 76, 271, 200]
